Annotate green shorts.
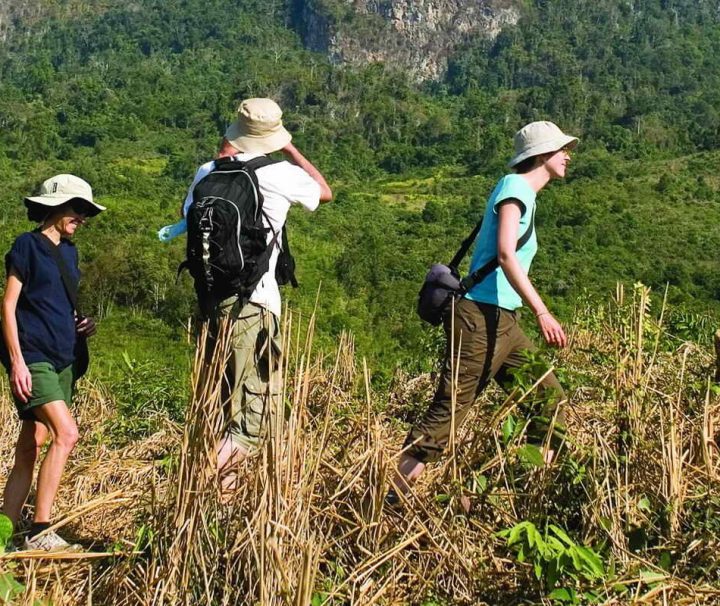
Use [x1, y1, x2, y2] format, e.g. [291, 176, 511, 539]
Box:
[11, 362, 75, 421]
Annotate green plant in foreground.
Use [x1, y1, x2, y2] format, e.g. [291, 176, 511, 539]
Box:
[0, 515, 12, 553]
[497, 520, 605, 604]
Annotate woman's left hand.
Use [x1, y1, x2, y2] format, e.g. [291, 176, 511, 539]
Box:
[76, 316, 96, 338]
[536, 312, 567, 348]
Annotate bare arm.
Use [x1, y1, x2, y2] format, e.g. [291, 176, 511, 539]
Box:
[2, 271, 32, 401]
[497, 201, 566, 348]
[280, 142, 333, 202]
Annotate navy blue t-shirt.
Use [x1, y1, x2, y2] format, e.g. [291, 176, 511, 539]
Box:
[5, 232, 79, 371]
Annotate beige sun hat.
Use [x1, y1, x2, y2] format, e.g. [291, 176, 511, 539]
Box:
[224, 98, 292, 154]
[24, 174, 105, 216]
[508, 121, 579, 168]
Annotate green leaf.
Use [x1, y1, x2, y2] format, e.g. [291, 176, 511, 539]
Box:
[599, 517, 613, 530]
[0, 572, 24, 602]
[527, 523, 537, 548]
[658, 551, 672, 571]
[534, 530, 548, 558]
[546, 560, 561, 590]
[434, 493, 450, 504]
[637, 496, 651, 512]
[548, 524, 575, 547]
[474, 474, 488, 493]
[517, 444, 544, 468]
[122, 351, 134, 371]
[575, 546, 604, 578]
[569, 546, 583, 571]
[639, 569, 666, 583]
[548, 587, 572, 602]
[507, 522, 527, 546]
[502, 415, 516, 444]
[546, 536, 566, 553]
[534, 559, 543, 581]
[0, 514, 13, 550]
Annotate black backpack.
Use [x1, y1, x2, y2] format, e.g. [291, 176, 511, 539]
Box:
[181, 156, 297, 315]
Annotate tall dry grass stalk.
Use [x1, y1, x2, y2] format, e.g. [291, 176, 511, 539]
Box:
[0, 286, 718, 604]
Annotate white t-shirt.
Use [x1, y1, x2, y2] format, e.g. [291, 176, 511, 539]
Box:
[182, 153, 321, 317]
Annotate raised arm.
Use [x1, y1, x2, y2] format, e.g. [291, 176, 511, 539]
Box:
[496, 200, 566, 348]
[280, 142, 332, 202]
[2, 271, 32, 401]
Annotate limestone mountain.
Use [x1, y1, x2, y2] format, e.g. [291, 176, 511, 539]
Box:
[293, 0, 521, 80]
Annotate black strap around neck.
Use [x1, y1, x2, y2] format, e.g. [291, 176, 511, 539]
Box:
[449, 219, 483, 271]
[31, 231, 81, 314]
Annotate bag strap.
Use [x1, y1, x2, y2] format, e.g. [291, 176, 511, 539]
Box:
[245, 155, 283, 253]
[31, 231, 81, 315]
[212, 155, 280, 172]
[243, 155, 280, 172]
[281, 226, 299, 287]
[261, 210, 283, 254]
[459, 205, 536, 293]
[448, 219, 483, 271]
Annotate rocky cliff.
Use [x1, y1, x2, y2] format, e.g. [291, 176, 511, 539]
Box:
[0, 0, 117, 43]
[294, 0, 521, 81]
[0, 1, 33, 41]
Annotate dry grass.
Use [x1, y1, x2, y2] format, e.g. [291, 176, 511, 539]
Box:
[0, 286, 718, 605]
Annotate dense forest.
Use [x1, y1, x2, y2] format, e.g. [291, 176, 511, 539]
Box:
[0, 0, 718, 379]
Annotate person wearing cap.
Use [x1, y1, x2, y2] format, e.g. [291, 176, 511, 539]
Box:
[391, 121, 577, 504]
[1, 174, 104, 550]
[181, 98, 332, 495]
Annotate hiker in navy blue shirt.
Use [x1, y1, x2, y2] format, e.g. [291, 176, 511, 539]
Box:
[1, 174, 105, 552]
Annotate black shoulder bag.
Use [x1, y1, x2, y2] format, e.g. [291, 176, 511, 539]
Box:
[417, 207, 535, 326]
[32, 232, 90, 377]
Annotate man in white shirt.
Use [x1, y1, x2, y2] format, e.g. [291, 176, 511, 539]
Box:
[182, 98, 332, 493]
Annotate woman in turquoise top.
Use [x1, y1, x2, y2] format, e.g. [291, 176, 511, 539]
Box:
[392, 121, 578, 504]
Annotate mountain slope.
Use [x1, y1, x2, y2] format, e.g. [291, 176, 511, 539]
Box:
[294, 0, 521, 80]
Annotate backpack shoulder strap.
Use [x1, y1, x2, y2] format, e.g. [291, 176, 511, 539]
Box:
[243, 156, 281, 172]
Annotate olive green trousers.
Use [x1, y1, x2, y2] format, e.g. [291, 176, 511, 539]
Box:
[405, 298, 566, 463]
[212, 299, 282, 452]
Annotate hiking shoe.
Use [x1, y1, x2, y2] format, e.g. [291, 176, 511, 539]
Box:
[23, 530, 81, 552]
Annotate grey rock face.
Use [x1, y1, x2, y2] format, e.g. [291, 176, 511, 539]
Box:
[295, 0, 521, 81]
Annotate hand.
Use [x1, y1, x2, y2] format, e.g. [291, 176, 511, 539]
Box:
[76, 316, 97, 338]
[10, 360, 32, 403]
[536, 312, 567, 348]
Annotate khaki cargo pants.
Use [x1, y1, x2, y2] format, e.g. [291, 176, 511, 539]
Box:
[211, 299, 282, 452]
[405, 297, 567, 463]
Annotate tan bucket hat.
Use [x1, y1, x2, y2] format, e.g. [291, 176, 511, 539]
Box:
[224, 98, 292, 154]
[508, 121, 578, 168]
[24, 174, 105, 216]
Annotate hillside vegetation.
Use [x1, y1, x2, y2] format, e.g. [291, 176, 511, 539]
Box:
[0, 0, 718, 375]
